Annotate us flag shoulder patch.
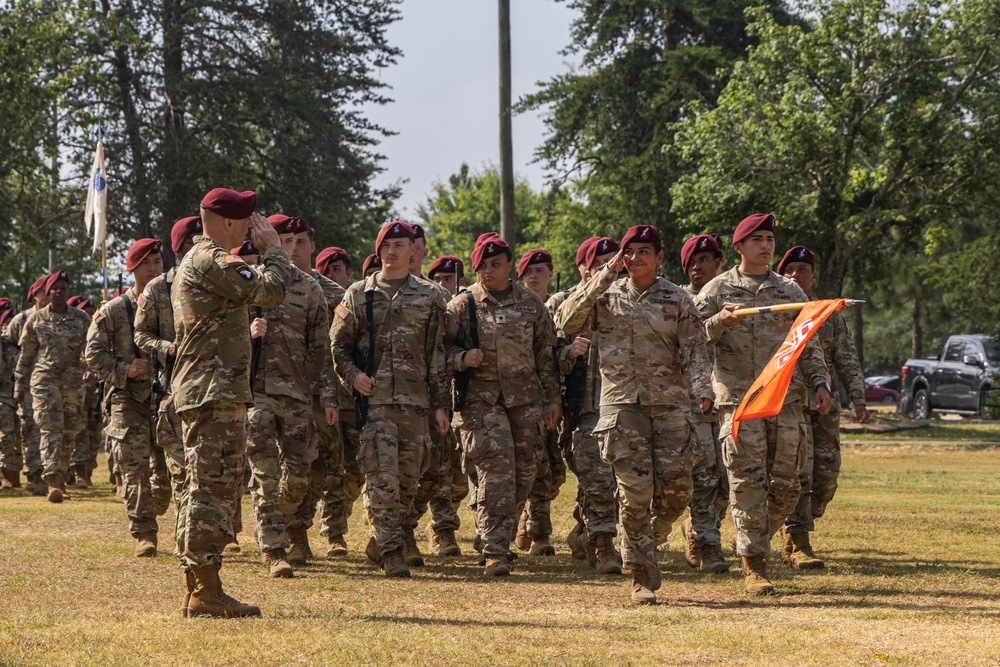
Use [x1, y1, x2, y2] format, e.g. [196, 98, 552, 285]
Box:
[223, 254, 245, 265]
[137, 294, 147, 309]
[335, 304, 350, 320]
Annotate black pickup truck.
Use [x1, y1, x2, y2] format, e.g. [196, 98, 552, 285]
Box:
[900, 335, 1000, 419]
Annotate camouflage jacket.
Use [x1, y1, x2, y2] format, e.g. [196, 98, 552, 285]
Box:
[331, 272, 449, 411]
[445, 281, 561, 411]
[171, 235, 291, 412]
[85, 286, 152, 404]
[311, 269, 349, 408]
[0, 332, 16, 407]
[812, 306, 866, 411]
[548, 287, 601, 417]
[558, 266, 714, 410]
[14, 304, 92, 393]
[696, 267, 830, 407]
[684, 283, 720, 424]
[134, 268, 177, 394]
[252, 266, 331, 404]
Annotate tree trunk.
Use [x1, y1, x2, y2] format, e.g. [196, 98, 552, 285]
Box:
[498, 0, 515, 253]
[854, 303, 864, 371]
[161, 0, 187, 267]
[912, 298, 923, 359]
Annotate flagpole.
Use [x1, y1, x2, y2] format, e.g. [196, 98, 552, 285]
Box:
[732, 299, 864, 317]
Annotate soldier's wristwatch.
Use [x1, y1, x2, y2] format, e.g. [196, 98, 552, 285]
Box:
[814, 381, 831, 393]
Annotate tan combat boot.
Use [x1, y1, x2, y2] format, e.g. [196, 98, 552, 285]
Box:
[593, 533, 623, 575]
[782, 529, 825, 570]
[699, 542, 729, 574]
[425, 522, 441, 553]
[180, 570, 195, 618]
[681, 517, 701, 569]
[223, 538, 241, 554]
[0, 469, 20, 490]
[27, 472, 47, 497]
[365, 535, 383, 567]
[629, 568, 657, 605]
[436, 528, 461, 557]
[135, 531, 157, 558]
[74, 464, 90, 488]
[402, 528, 424, 567]
[483, 556, 511, 577]
[186, 566, 262, 618]
[515, 510, 531, 550]
[741, 554, 775, 596]
[383, 548, 411, 578]
[327, 534, 348, 558]
[567, 522, 587, 560]
[529, 536, 556, 557]
[286, 526, 311, 566]
[46, 483, 64, 504]
[262, 549, 294, 578]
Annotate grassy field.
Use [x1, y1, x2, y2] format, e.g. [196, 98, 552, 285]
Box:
[2, 440, 999, 666]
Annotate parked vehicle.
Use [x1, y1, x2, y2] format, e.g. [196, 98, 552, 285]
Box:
[865, 385, 900, 404]
[899, 335, 1000, 418]
[865, 375, 901, 393]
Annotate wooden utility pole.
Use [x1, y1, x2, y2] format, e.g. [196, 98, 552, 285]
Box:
[498, 0, 515, 248]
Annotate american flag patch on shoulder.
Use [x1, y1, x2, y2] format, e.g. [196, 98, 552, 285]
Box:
[335, 304, 350, 320]
[137, 294, 147, 309]
[223, 254, 245, 264]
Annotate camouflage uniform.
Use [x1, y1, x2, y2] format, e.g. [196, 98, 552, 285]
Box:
[171, 236, 290, 572]
[246, 266, 328, 554]
[785, 306, 865, 533]
[547, 288, 618, 541]
[445, 282, 560, 559]
[558, 266, 713, 574]
[15, 305, 92, 485]
[71, 374, 104, 478]
[331, 272, 449, 558]
[86, 287, 169, 536]
[696, 268, 830, 557]
[681, 283, 729, 548]
[5, 311, 42, 479]
[0, 330, 22, 476]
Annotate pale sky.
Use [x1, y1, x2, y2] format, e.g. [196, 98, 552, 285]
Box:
[365, 0, 579, 219]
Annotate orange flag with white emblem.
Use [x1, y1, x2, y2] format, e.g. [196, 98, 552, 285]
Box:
[732, 299, 847, 445]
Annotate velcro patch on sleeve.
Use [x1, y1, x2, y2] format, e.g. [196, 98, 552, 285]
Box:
[335, 304, 350, 320]
[137, 294, 147, 309]
[223, 254, 245, 264]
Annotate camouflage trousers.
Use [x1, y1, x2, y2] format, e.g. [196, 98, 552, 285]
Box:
[571, 412, 617, 538]
[720, 401, 807, 557]
[0, 402, 22, 473]
[594, 405, 694, 572]
[72, 385, 103, 471]
[523, 426, 569, 539]
[458, 401, 542, 558]
[319, 411, 364, 539]
[32, 382, 83, 484]
[785, 408, 842, 534]
[290, 395, 342, 531]
[107, 395, 170, 536]
[404, 422, 461, 534]
[246, 393, 318, 553]
[176, 401, 247, 572]
[155, 395, 186, 515]
[359, 404, 431, 557]
[18, 398, 41, 475]
[686, 415, 730, 547]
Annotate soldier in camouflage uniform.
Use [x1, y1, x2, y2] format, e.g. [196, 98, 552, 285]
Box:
[6, 277, 49, 496]
[445, 233, 562, 577]
[0, 301, 21, 491]
[677, 234, 731, 574]
[68, 297, 102, 488]
[696, 214, 832, 596]
[172, 189, 289, 619]
[778, 246, 868, 569]
[86, 240, 171, 556]
[14, 271, 93, 503]
[332, 221, 450, 578]
[558, 225, 714, 605]
[316, 245, 354, 289]
[242, 215, 331, 578]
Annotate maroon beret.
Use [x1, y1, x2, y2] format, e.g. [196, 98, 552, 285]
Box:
[111, 288, 124, 299]
[67, 296, 83, 308]
[72, 297, 94, 310]
[427, 255, 464, 279]
[375, 221, 415, 253]
[316, 247, 349, 276]
[0, 297, 11, 310]
[126, 238, 163, 272]
[777, 245, 816, 275]
[0, 305, 14, 330]
[26, 276, 47, 302]
[267, 214, 309, 235]
[680, 234, 724, 273]
[471, 232, 511, 271]
[200, 188, 257, 220]
[231, 240, 259, 257]
[517, 248, 553, 278]
[170, 216, 202, 253]
[732, 213, 776, 245]
[585, 237, 621, 271]
[620, 225, 661, 250]
[43, 270, 69, 295]
[410, 223, 426, 240]
[575, 237, 600, 266]
[362, 253, 382, 276]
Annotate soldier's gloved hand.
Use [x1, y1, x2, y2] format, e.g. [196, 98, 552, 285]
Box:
[127, 358, 149, 379]
[719, 304, 742, 327]
[569, 337, 590, 359]
[324, 406, 339, 426]
[815, 386, 833, 415]
[545, 402, 562, 431]
[250, 317, 268, 339]
[434, 408, 450, 435]
[855, 404, 870, 423]
[698, 397, 713, 413]
[354, 373, 375, 396]
[248, 212, 280, 251]
[13, 391, 23, 405]
[463, 348, 484, 368]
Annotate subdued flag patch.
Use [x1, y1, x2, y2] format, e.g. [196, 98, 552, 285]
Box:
[336, 304, 350, 320]
[223, 255, 245, 265]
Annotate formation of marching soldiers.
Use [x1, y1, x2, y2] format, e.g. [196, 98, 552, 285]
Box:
[0, 188, 868, 615]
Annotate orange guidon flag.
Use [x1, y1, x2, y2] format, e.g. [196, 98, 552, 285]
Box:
[732, 299, 847, 445]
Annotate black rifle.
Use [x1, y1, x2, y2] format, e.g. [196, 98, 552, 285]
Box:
[556, 272, 561, 292]
[354, 290, 375, 428]
[453, 292, 478, 411]
[150, 347, 163, 408]
[250, 306, 263, 392]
